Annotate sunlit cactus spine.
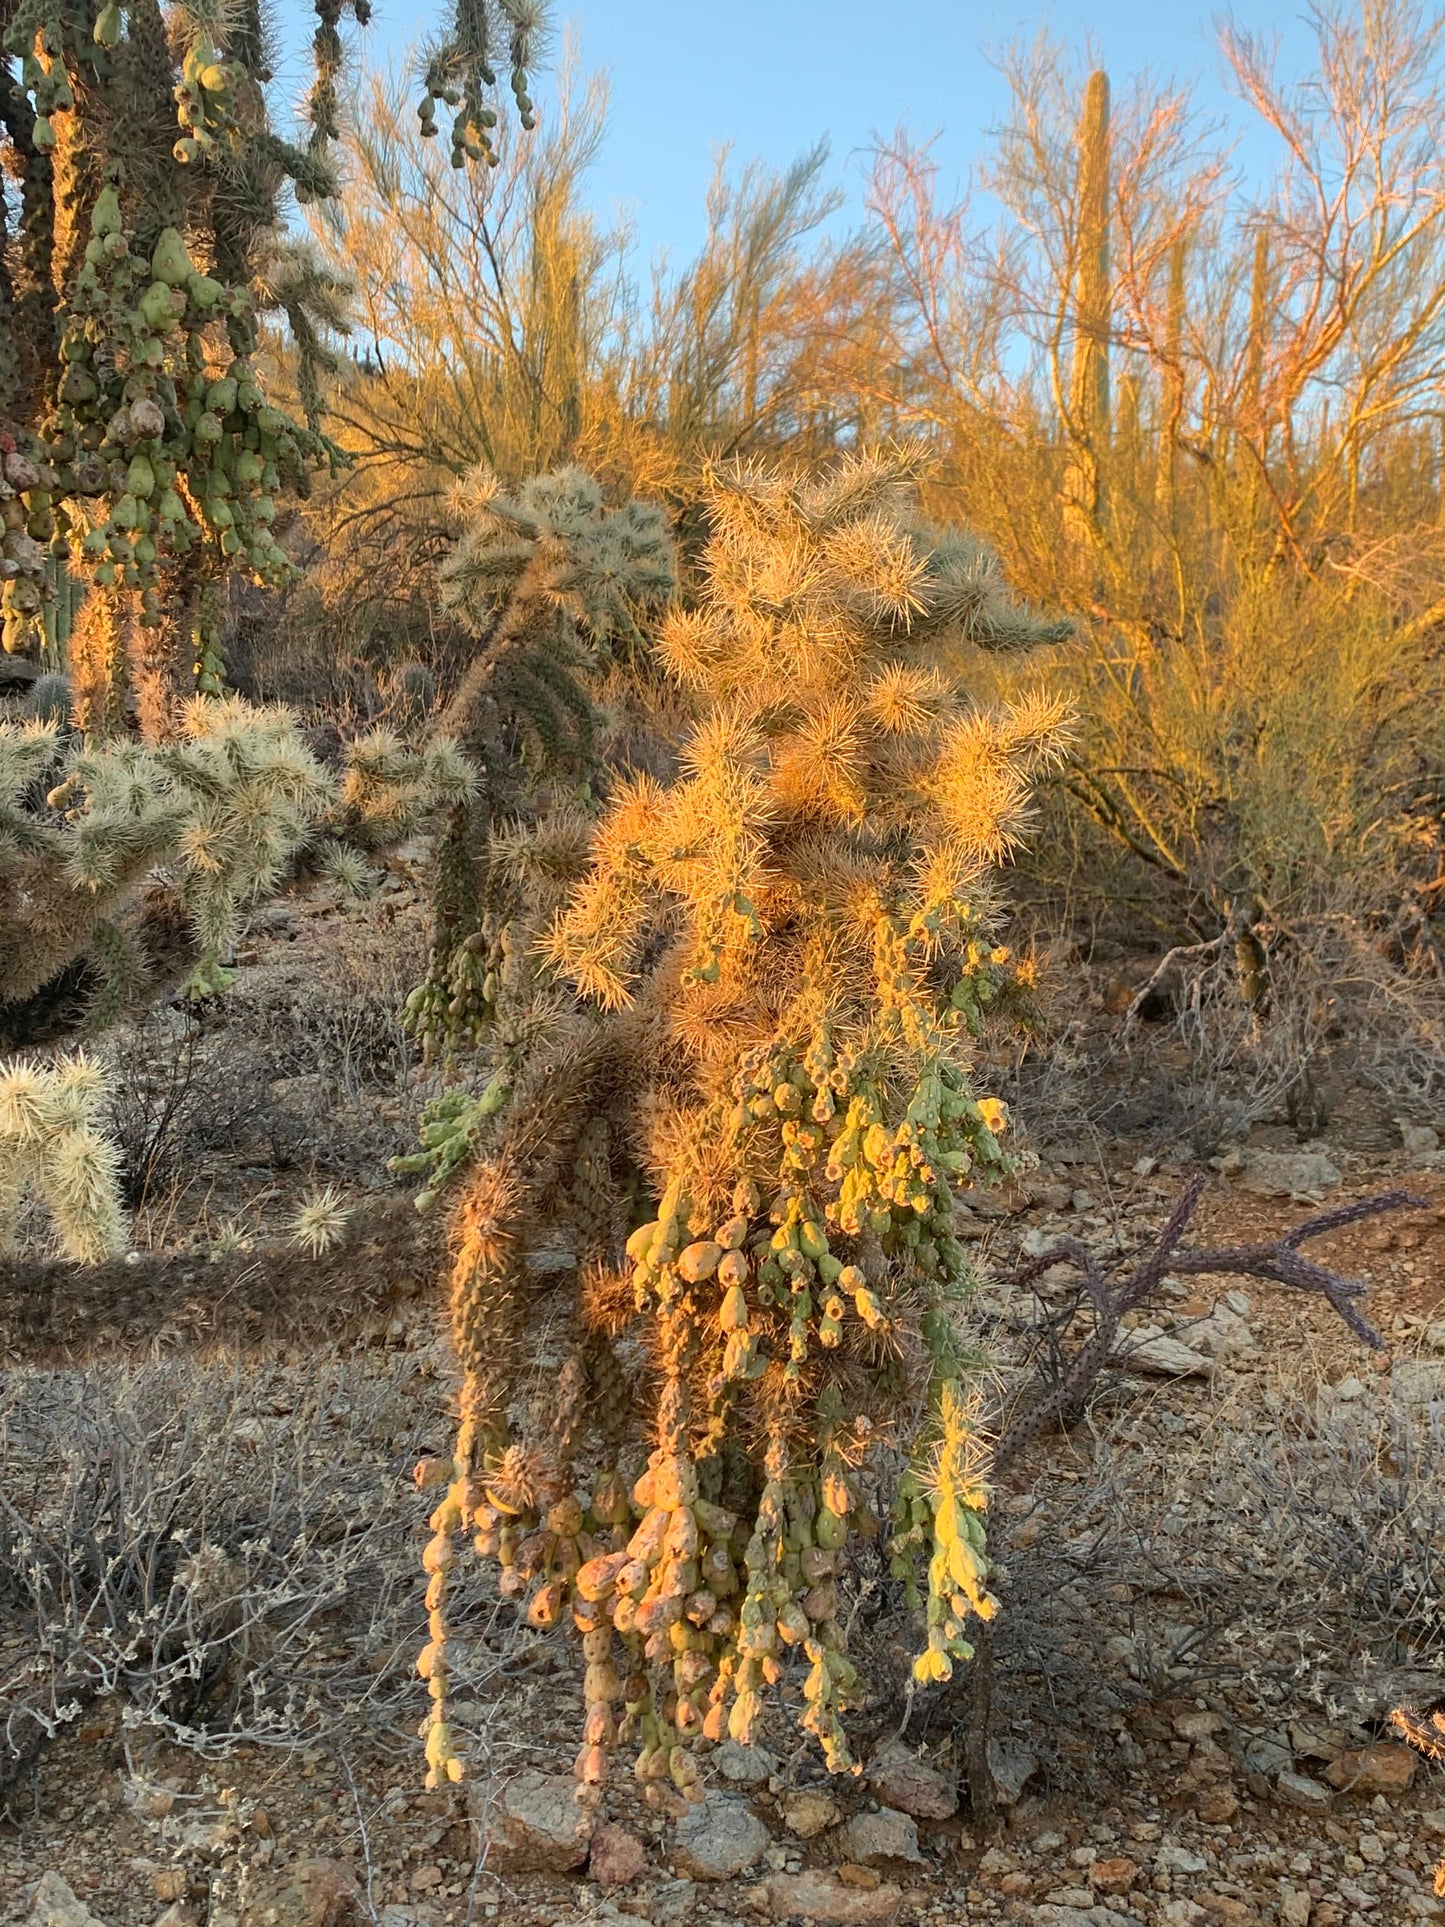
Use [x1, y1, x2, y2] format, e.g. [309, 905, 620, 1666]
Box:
[0, 695, 474, 1045]
[415, 447, 1069, 1795]
[0, 1050, 126, 1258]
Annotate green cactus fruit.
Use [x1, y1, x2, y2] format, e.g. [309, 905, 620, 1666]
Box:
[91, 185, 123, 238]
[186, 272, 222, 308]
[151, 228, 193, 287]
[139, 281, 180, 332]
[110, 493, 139, 531]
[93, 2, 122, 49]
[205, 376, 238, 415]
[126, 454, 155, 498]
[32, 114, 55, 151]
[156, 487, 187, 527]
[718, 1284, 749, 1332]
[194, 411, 223, 447]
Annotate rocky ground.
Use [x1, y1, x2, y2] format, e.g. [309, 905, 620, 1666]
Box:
[2, 882, 1444, 1927]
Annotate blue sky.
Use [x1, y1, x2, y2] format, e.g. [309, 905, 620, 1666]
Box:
[280, 1, 1320, 263]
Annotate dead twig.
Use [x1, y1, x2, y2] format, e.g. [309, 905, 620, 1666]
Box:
[990, 1179, 1422, 1475]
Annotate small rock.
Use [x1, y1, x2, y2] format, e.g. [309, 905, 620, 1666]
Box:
[1196, 1785, 1238, 1824]
[715, 1739, 776, 1786]
[237, 1859, 361, 1927]
[866, 1742, 958, 1820]
[1117, 1330, 1213, 1377]
[1157, 1844, 1208, 1876]
[1400, 1122, 1440, 1157]
[672, 1792, 770, 1881]
[1278, 1890, 1312, 1927]
[833, 1809, 923, 1866]
[986, 1736, 1040, 1806]
[1275, 1769, 1334, 1813]
[1323, 1743, 1417, 1795]
[1289, 1719, 1351, 1763]
[763, 1871, 903, 1923]
[1133, 1156, 1158, 1176]
[1171, 1708, 1226, 1742]
[153, 1908, 198, 1927]
[1240, 1735, 1293, 1779]
[1089, 1857, 1138, 1894]
[591, 1824, 648, 1888]
[1071, 1189, 1098, 1212]
[782, 1789, 841, 1838]
[475, 1771, 595, 1874]
[27, 1876, 109, 1927]
[151, 1873, 188, 1904]
[1238, 1149, 1341, 1199]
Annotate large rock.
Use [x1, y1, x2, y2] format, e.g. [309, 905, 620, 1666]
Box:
[672, 1791, 770, 1881]
[1323, 1743, 1417, 1795]
[762, 1871, 903, 1923]
[866, 1742, 958, 1819]
[27, 1874, 108, 1927]
[1238, 1149, 1341, 1199]
[474, 1770, 595, 1874]
[238, 1860, 362, 1927]
[833, 1809, 924, 1866]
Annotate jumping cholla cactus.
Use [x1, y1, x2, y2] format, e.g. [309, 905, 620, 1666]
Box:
[0, 1050, 126, 1258]
[0, 0, 545, 726]
[404, 464, 674, 1060]
[415, 447, 1070, 1793]
[0, 694, 473, 1045]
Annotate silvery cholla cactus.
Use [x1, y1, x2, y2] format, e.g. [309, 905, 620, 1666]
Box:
[0, 1051, 126, 1259]
[407, 465, 674, 1059]
[0, 695, 474, 1045]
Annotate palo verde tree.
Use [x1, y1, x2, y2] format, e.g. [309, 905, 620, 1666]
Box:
[411, 446, 1071, 1793]
[0, 0, 546, 736]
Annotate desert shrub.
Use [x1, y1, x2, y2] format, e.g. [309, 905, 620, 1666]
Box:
[0, 1352, 445, 1786]
[407, 446, 1072, 1792]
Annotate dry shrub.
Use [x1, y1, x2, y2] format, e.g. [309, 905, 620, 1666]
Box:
[0, 1353, 444, 1787]
[990, 1343, 1445, 1753]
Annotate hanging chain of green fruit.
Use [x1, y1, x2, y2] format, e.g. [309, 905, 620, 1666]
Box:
[0, 0, 546, 705]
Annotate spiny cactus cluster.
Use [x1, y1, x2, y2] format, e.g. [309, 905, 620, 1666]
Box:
[405, 465, 673, 1062]
[0, 695, 473, 1043]
[0, 1050, 125, 1258]
[415, 448, 1070, 1793]
[0, 0, 545, 723]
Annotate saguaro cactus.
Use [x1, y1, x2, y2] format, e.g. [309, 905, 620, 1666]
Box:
[1063, 68, 1112, 552]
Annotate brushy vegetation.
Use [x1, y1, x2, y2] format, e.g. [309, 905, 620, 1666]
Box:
[2, 0, 1443, 1847]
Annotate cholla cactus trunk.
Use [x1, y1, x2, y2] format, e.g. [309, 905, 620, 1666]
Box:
[0, 0, 545, 716]
[420, 448, 1070, 1796]
[1155, 232, 1188, 529]
[1063, 68, 1111, 554]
